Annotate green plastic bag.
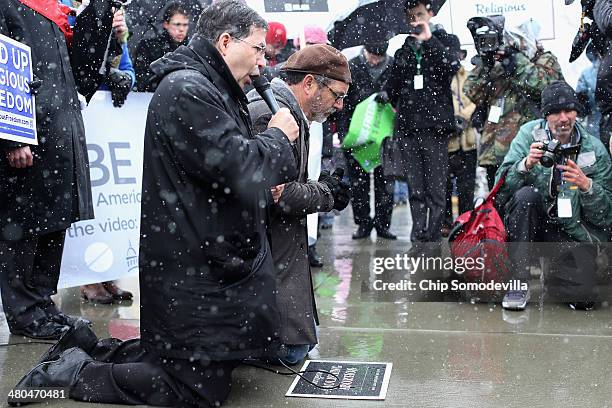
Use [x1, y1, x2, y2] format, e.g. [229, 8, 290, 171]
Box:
[342, 94, 396, 172]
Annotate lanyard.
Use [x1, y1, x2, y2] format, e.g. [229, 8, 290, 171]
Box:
[410, 45, 423, 74]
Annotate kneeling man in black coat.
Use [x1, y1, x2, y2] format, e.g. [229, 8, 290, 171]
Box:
[10, 1, 299, 407]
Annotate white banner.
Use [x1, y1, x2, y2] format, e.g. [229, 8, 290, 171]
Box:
[58, 91, 151, 288]
[441, 0, 556, 45]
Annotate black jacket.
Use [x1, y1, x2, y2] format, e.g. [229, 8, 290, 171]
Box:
[384, 29, 460, 133]
[139, 35, 297, 361]
[337, 53, 394, 139]
[595, 0, 612, 115]
[0, 0, 113, 238]
[134, 30, 188, 92]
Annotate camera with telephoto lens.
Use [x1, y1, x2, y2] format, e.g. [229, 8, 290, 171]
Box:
[467, 15, 506, 55]
[538, 139, 581, 168]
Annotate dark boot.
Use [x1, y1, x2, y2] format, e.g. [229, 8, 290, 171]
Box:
[9, 348, 92, 406]
[48, 312, 91, 328]
[80, 283, 114, 304]
[37, 320, 98, 365]
[102, 281, 133, 301]
[352, 224, 373, 240]
[308, 245, 323, 268]
[10, 317, 69, 340]
[375, 228, 397, 240]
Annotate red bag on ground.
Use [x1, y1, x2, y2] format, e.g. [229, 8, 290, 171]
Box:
[448, 171, 512, 301]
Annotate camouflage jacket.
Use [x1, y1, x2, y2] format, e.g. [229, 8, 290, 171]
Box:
[449, 66, 477, 153]
[464, 51, 563, 166]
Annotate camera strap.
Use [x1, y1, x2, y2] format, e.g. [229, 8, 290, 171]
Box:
[409, 44, 423, 73]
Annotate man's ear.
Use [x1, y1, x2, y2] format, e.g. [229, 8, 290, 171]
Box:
[303, 74, 317, 96]
[216, 32, 232, 55]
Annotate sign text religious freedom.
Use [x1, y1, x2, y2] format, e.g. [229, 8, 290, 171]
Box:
[0, 33, 36, 145]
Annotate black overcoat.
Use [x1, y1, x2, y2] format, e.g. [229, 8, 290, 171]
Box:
[0, 0, 113, 239]
[383, 29, 460, 133]
[139, 35, 297, 361]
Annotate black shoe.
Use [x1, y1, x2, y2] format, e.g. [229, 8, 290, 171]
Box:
[375, 228, 397, 240]
[37, 320, 98, 365]
[48, 312, 91, 328]
[569, 301, 596, 311]
[9, 348, 92, 406]
[10, 317, 69, 340]
[352, 224, 373, 240]
[308, 245, 323, 268]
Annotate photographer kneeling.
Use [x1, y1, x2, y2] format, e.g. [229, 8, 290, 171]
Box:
[497, 81, 612, 311]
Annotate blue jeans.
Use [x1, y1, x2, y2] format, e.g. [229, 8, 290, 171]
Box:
[277, 344, 314, 365]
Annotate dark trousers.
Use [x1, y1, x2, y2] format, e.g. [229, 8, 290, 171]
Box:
[483, 164, 499, 191]
[345, 152, 393, 231]
[71, 338, 238, 407]
[600, 113, 611, 156]
[505, 186, 598, 301]
[0, 230, 65, 328]
[444, 149, 477, 226]
[403, 129, 449, 242]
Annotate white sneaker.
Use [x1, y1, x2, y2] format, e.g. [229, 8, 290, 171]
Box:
[502, 289, 530, 310]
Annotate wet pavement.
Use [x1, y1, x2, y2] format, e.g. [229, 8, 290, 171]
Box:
[1, 203, 611, 407]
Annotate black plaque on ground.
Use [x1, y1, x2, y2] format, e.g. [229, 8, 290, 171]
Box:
[285, 360, 392, 400]
[264, 0, 329, 13]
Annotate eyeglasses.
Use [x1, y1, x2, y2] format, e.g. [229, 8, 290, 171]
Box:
[316, 79, 348, 103]
[233, 37, 267, 56]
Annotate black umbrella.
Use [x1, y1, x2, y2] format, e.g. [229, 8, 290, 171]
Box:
[328, 0, 446, 50]
[71, 0, 115, 101]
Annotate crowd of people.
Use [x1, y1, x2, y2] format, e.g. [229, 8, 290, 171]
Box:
[0, 0, 610, 406]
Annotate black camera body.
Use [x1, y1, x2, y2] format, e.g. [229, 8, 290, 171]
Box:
[538, 139, 581, 167]
[467, 15, 506, 55]
[408, 25, 423, 35]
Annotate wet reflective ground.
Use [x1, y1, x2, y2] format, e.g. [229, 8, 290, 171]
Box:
[1, 203, 611, 407]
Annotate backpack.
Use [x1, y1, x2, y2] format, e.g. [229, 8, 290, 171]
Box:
[448, 170, 511, 302]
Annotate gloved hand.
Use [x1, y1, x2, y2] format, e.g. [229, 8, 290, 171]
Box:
[107, 68, 132, 107]
[374, 91, 389, 104]
[497, 46, 519, 77]
[481, 53, 496, 71]
[28, 74, 42, 96]
[319, 168, 351, 211]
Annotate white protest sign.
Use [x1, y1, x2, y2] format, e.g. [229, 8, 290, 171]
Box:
[59, 91, 151, 288]
[0, 33, 36, 145]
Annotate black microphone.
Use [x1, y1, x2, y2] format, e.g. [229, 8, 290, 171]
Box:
[251, 75, 280, 114]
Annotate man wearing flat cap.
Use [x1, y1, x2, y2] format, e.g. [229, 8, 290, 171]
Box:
[247, 43, 352, 365]
[496, 81, 612, 312]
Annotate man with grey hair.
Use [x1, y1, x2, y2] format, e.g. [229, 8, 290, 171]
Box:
[10, 1, 299, 407]
[247, 44, 352, 366]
